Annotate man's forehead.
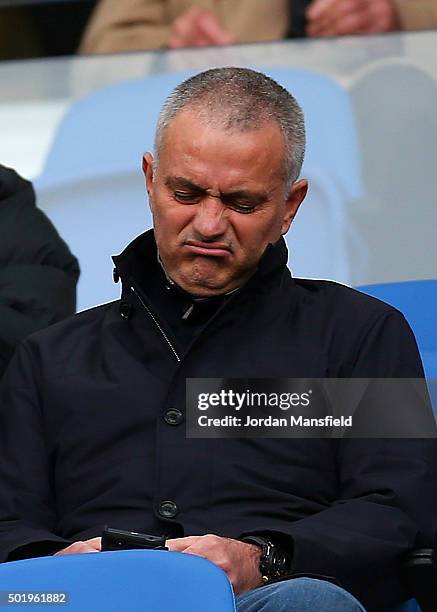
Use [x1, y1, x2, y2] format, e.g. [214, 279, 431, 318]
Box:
[157, 113, 286, 187]
[160, 108, 285, 155]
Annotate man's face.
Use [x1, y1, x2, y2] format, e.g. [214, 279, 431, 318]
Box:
[143, 110, 307, 296]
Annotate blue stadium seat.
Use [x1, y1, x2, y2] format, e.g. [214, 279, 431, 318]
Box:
[357, 280, 437, 381]
[261, 67, 366, 286]
[0, 549, 236, 611]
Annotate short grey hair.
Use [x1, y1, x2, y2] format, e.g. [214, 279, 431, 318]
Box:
[153, 67, 306, 190]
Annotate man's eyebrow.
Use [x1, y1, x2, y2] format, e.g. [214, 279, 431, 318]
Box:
[221, 190, 269, 205]
[165, 176, 270, 204]
[165, 176, 205, 191]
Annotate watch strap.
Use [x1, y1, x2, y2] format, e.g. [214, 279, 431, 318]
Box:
[242, 535, 289, 583]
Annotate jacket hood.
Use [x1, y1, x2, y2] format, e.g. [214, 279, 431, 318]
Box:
[0, 164, 80, 283]
[0, 165, 34, 208]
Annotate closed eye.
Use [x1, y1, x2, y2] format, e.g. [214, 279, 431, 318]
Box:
[173, 189, 261, 213]
[222, 196, 259, 214]
[228, 202, 256, 214]
[174, 191, 202, 203]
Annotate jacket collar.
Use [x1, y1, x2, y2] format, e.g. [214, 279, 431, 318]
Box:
[112, 228, 291, 296]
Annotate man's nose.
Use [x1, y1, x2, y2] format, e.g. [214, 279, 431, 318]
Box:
[191, 197, 228, 239]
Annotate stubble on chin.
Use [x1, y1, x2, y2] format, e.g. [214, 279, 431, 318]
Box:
[184, 257, 227, 291]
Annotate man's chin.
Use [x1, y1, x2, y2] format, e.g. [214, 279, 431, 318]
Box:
[176, 271, 235, 297]
[182, 280, 232, 298]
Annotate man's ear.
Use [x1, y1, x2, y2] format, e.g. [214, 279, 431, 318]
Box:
[142, 152, 155, 210]
[281, 179, 308, 235]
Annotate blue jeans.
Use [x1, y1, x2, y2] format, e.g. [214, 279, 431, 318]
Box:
[236, 578, 366, 611]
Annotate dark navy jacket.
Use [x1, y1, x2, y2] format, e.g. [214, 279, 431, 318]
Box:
[0, 230, 436, 611]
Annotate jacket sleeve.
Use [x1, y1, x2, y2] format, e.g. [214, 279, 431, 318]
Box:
[285, 311, 437, 610]
[394, 0, 437, 30]
[78, 0, 171, 54]
[0, 341, 72, 561]
[0, 264, 77, 379]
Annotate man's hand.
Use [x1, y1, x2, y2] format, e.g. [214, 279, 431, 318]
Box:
[167, 534, 263, 595]
[168, 7, 235, 49]
[306, 0, 400, 37]
[54, 537, 101, 555]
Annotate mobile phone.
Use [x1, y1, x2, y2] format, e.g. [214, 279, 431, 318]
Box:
[101, 527, 168, 551]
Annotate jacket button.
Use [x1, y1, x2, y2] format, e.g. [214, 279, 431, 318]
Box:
[163, 408, 183, 426]
[119, 302, 132, 320]
[159, 501, 178, 519]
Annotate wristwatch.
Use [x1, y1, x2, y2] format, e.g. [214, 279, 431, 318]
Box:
[242, 535, 292, 583]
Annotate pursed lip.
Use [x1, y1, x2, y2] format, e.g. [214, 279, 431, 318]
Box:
[184, 240, 232, 257]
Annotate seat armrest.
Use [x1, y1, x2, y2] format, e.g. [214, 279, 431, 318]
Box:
[403, 548, 437, 612]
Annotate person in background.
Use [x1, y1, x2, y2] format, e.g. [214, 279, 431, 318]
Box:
[79, 0, 437, 55]
[0, 165, 79, 378]
[305, 0, 437, 37]
[79, 0, 289, 54]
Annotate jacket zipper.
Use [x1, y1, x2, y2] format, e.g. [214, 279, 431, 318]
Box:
[130, 276, 249, 365]
[129, 284, 181, 363]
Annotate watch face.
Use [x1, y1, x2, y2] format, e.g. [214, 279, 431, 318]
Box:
[272, 549, 291, 576]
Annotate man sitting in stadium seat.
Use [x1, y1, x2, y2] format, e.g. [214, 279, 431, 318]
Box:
[0, 68, 436, 611]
